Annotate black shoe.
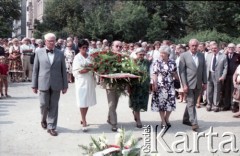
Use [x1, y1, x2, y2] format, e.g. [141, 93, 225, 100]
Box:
[136, 124, 143, 128]
[47, 129, 58, 136]
[206, 105, 212, 112]
[221, 107, 230, 111]
[111, 125, 118, 132]
[41, 121, 47, 129]
[183, 121, 192, 126]
[166, 122, 171, 128]
[213, 107, 220, 112]
[231, 106, 239, 113]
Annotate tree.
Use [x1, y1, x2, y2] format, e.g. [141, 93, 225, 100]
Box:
[35, 0, 84, 38]
[186, 1, 240, 37]
[83, 1, 114, 40]
[112, 1, 149, 42]
[0, 0, 21, 37]
[146, 11, 167, 42]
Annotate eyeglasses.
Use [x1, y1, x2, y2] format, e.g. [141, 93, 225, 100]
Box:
[115, 45, 122, 48]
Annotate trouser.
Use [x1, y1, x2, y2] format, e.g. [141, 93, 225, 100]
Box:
[223, 76, 234, 109]
[106, 89, 120, 125]
[22, 55, 32, 80]
[39, 88, 60, 130]
[183, 88, 201, 125]
[207, 72, 222, 108]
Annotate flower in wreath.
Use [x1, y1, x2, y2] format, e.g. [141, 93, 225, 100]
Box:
[79, 128, 142, 156]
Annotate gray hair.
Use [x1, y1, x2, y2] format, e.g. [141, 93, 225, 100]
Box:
[44, 33, 56, 40]
[159, 45, 171, 55]
[36, 39, 43, 44]
[135, 47, 145, 54]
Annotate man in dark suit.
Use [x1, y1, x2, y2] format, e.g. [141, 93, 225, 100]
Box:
[73, 36, 79, 55]
[179, 39, 207, 131]
[223, 43, 240, 112]
[32, 33, 68, 136]
[205, 43, 228, 112]
[0, 46, 5, 56]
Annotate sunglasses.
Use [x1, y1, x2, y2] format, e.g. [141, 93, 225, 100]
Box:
[115, 45, 122, 48]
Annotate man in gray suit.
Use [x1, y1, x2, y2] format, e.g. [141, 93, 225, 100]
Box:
[206, 43, 228, 112]
[179, 39, 207, 131]
[32, 33, 68, 136]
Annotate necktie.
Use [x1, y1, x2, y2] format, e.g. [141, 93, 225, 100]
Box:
[229, 54, 232, 59]
[212, 54, 216, 71]
[46, 49, 53, 53]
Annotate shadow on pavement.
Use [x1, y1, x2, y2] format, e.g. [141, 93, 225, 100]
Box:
[10, 96, 38, 100]
[57, 126, 82, 133]
[0, 100, 16, 124]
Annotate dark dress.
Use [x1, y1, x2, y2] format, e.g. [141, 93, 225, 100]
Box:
[129, 59, 151, 112]
[151, 59, 176, 112]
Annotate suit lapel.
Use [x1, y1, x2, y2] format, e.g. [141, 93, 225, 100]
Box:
[52, 49, 59, 66]
[215, 53, 221, 66]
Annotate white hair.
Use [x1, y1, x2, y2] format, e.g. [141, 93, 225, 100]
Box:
[44, 33, 56, 40]
[141, 42, 147, 47]
[135, 47, 145, 54]
[228, 43, 235, 48]
[159, 45, 171, 55]
[189, 39, 199, 45]
[36, 39, 43, 44]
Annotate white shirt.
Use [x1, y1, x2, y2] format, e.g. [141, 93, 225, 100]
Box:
[20, 44, 34, 53]
[46, 49, 55, 65]
[191, 52, 199, 67]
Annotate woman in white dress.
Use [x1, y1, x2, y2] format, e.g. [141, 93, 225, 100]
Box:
[72, 39, 96, 132]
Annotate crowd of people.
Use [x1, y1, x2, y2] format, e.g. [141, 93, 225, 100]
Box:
[1, 33, 240, 136]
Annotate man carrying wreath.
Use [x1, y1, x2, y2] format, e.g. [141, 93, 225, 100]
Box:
[104, 40, 123, 132]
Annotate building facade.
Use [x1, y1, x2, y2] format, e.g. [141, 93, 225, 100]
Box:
[12, 0, 45, 39]
[26, 0, 45, 38]
[12, 0, 26, 39]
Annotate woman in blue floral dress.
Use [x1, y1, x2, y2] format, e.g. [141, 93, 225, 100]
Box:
[151, 45, 179, 129]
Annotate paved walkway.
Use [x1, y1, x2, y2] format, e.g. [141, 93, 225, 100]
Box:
[0, 82, 239, 156]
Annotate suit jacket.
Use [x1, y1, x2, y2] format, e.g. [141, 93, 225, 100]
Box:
[179, 51, 207, 89]
[226, 52, 240, 76]
[32, 47, 68, 91]
[206, 52, 228, 81]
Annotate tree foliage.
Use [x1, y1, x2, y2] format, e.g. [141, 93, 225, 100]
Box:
[0, 0, 21, 37]
[34, 0, 240, 43]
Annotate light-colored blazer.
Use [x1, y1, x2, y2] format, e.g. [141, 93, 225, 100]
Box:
[206, 52, 228, 81]
[32, 47, 68, 91]
[179, 51, 207, 89]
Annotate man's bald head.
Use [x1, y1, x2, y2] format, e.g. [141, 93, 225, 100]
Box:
[112, 40, 122, 53]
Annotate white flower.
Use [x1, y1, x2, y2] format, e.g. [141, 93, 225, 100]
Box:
[115, 133, 121, 145]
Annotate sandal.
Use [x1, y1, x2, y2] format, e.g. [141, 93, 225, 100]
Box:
[81, 121, 89, 127]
